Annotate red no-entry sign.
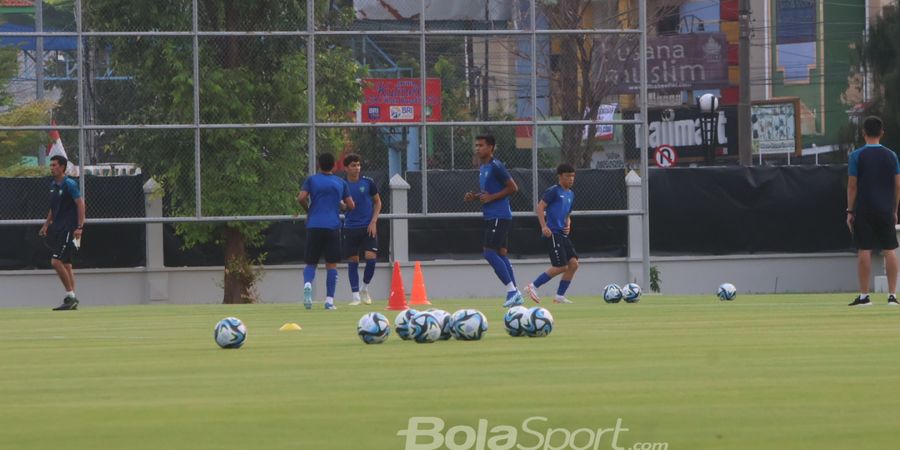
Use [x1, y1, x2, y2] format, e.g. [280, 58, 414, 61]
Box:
[654, 145, 678, 168]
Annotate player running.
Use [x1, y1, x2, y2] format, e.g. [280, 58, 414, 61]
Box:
[524, 163, 578, 304]
[463, 134, 526, 308]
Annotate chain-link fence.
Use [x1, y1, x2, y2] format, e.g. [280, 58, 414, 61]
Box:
[0, 0, 651, 271]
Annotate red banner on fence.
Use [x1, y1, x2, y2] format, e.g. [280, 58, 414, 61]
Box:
[360, 78, 442, 123]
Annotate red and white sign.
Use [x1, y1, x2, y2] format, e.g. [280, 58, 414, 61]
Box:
[46, 121, 79, 176]
[360, 78, 442, 123]
[654, 144, 678, 168]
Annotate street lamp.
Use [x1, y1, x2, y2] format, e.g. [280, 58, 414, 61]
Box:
[697, 93, 720, 165]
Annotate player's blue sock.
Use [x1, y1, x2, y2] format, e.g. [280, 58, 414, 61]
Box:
[533, 272, 552, 289]
[348, 262, 360, 292]
[326, 268, 338, 298]
[557, 280, 571, 296]
[303, 265, 316, 284]
[483, 249, 512, 286]
[363, 259, 376, 284]
[501, 255, 517, 286]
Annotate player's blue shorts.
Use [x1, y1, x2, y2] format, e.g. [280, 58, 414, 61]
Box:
[483, 219, 511, 250]
[853, 211, 899, 250]
[342, 226, 378, 259]
[47, 230, 77, 264]
[544, 232, 577, 267]
[305, 228, 341, 264]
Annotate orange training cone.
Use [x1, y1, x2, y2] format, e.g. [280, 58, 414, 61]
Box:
[409, 261, 431, 306]
[386, 261, 409, 311]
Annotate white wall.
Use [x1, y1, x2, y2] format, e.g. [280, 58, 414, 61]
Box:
[0, 252, 866, 308]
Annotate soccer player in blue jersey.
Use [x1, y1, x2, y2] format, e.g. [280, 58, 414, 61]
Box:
[297, 153, 355, 310]
[38, 155, 86, 311]
[341, 153, 382, 306]
[846, 116, 900, 307]
[525, 163, 578, 304]
[464, 134, 525, 307]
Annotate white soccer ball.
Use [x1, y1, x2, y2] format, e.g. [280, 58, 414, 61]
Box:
[521, 307, 554, 337]
[503, 306, 529, 337]
[357, 312, 391, 344]
[622, 283, 642, 303]
[409, 312, 442, 343]
[717, 283, 737, 301]
[214, 317, 247, 349]
[427, 309, 452, 341]
[698, 93, 720, 113]
[450, 309, 488, 341]
[394, 309, 419, 340]
[602, 283, 623, 303]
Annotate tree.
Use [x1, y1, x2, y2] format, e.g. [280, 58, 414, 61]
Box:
[82, 1, 363, 303]
[504, 0, 684, 167]
[429, 55, 476, 168]
[0, 45, 54, 169]
[858, 6, 900, 152]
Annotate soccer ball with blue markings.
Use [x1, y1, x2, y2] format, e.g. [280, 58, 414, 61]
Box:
[394, 309, 419, 340]
[521, 307, 554, 337]
[503, 306, 529, 337]
[602, 283, 623, 303]
[409, 312, 442, 343]
[214, 317, 247, 349]
[449, 309, 488, 341]
[427, 309, 452, 341]
[717, 283, 737, 301]
[622, 283, 642, 303]
[357, 312, 391, 344]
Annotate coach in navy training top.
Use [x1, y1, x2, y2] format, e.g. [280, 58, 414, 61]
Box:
[297, 153, 355, 310]
[39, 155, 86, 311]
[846, 116, 900, 307]
[341, 153, 382, 306]
[463, 134, 525, 308]
[524, 164, 578, 304]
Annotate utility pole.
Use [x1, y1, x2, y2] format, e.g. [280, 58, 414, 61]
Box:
[482, 0, 490, 120]
[36, 0, 45, 165]
[738, 0, 752, 165]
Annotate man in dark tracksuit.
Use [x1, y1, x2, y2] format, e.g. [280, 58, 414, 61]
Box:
[39, 155, 86, 311]
[847, 116, 900, 307]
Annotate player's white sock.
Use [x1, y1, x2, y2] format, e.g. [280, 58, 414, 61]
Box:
[860, 293, 869, 299]
[505, 282, 516, 292]
[352, 292, 361, 301]
[325, 296, 334, 305]
[65, 291, 75, 299]
[361, 283, 368, 292]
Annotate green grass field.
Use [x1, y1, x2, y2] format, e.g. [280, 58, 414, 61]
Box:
[2, 294, 899, 450]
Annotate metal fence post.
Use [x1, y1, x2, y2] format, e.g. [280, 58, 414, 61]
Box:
[192, 0, 202, 216]
[307, 0, 317, 176]
[639, 0, 651, 289]
[450, 125, 455, 170]
[390, 174, 410, 262]
[419, 0, 427, 215]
